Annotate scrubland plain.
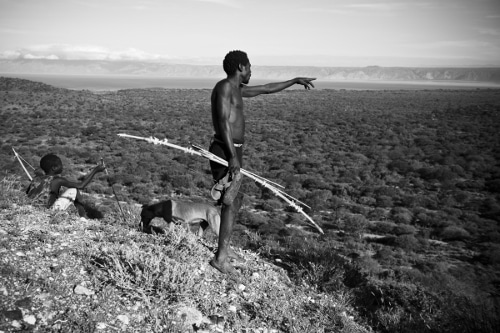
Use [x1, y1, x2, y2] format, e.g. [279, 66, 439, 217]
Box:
[1, 77, 499, 332]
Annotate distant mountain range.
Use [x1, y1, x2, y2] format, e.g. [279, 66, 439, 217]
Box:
[1, 59, 500, 83]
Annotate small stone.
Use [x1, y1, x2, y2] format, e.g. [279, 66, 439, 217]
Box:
[11, 320, 22, 329]
[176, 306, 204, 327]
[237, 284, 246, 291]
[0, 287, 8, 296]
[228, 305, 237, 313]
[251, 272, 260, 279]
[15, 252, 25, 257]
[117, 315, 129, 325]
[23, 314, 36, 325]
[74, 285, 94, 296]
[96, 322, 107, 330]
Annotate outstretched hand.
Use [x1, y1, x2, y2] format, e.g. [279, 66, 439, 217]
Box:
[295, 77, 316, 90]
[95, 160, 106, 173]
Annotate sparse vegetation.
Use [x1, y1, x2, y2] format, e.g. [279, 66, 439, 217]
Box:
[1, 77, 499, 332]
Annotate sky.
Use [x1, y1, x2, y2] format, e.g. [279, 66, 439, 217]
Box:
[0, 0, 499, 67]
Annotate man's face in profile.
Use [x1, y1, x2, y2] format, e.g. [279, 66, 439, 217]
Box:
[241, 62, 251, 84]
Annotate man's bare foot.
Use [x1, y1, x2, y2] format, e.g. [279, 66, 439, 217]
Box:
[222, 172, 242, 205]
[210, 258, 239, 275]
[228, 248, 245, 263]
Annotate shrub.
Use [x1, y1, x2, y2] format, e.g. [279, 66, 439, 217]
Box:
[305, 189, 333, 212]
[393, 234, 420, 252]
[343, 214, 368, 236]
[256, 199, 282, 212]
[170, 174, 193, 189]
[440, 226, 470, 241]
[357, 255, 383, 275]
[368, 207, 390, 220]
[388, 159, 413, 174]
[358, 196, 376, 206]
[376, 195, 394, 208]
[86, 183, 106, 194]
[391, 207, 413, 224]
[393, 224, 417, 235]
[238, 210, 267, 228]
[258, 221, 286, 236]
[373, 246, 394, 261]
[370, 221, 396, 235]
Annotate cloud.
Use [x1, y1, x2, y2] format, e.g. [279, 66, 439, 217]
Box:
[478, 28, 500, 36]
[0, 44, 169, 61]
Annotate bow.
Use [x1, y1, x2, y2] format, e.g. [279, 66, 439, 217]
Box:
[12, 148, 33, 181]
[118, 133, 324, 234]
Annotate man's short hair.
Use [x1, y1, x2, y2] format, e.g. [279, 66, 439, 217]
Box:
[40, 154, 62, 173]
[223, 50, 249, 76]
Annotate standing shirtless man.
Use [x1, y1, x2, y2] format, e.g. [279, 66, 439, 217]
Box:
[209, 50, 316, 274]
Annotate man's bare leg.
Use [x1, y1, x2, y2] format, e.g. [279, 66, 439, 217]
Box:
[210, 195, 242, 274]
[222, 171, 242, 206]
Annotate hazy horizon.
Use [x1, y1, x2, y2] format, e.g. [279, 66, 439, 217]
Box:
[3, 73, 499, 92]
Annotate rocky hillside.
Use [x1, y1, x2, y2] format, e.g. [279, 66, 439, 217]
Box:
[0, 176, 368, 333]
[1, 59, 499, 83]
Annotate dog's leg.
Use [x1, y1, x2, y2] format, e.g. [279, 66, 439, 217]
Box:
[198, 221, 210, 238]
[141, 217, 153, 234]
[207, 211, 220, 237]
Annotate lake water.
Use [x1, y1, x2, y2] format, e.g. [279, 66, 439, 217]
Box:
[2, 73, 499, 91]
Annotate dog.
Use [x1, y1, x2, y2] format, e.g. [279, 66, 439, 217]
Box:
[140, 199, 220, 237]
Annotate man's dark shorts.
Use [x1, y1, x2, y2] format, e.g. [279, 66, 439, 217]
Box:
[208, 137, 243, 182]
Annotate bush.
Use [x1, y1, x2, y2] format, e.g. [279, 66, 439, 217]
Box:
[440, 226, 470, 241]
[343, 214, 368, 236]
[373, 246, 394, 261]
[391, 207, 413, 224]
[358, 196, 376, 206]
[238, 210, 267, 228]
[368, 207, 390, 220]
[393, 234, 420, 252]
[170, 174, 193, 189]
[393, 224, 417, 235]
[388, 159, 413, 174]
[370, 221, 396, 235]
[256, 199, 282, 212]
[376, 195, 394, 208]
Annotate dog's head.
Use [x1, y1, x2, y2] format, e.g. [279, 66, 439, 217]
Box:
[140, 204, 157, 221]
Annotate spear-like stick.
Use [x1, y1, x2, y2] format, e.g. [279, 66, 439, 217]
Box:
[12, 148, 33, 181]
[118, 133, 324, 234]
[101, 158, 127, 224]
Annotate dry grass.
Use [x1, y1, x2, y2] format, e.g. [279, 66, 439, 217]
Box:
[0, 175, 369, 332]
